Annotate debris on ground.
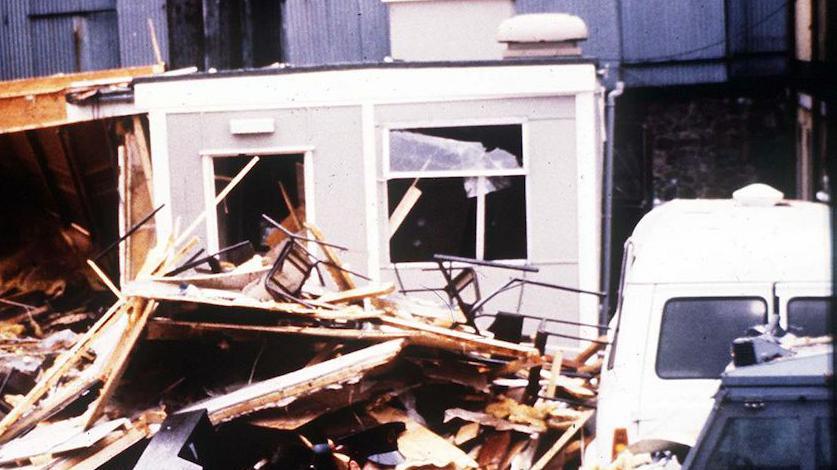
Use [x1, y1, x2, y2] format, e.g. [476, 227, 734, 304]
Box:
[0, 158, 607, 469]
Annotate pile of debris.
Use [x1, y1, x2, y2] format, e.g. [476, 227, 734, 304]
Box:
[0, 160, 605, 470]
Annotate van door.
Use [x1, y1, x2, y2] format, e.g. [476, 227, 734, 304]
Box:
[776, 282, 833, 337]
[635, 283, 772, 447]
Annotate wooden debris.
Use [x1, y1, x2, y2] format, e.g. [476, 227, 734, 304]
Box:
[529, 409, 595, 470]
[180, 339, 406, 424]
[368, 405, 478, 469]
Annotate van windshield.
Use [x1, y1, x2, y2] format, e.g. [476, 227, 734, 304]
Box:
[656, 297, 767, 379]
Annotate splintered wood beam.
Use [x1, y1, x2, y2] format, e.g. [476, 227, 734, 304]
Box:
[304, 223, 356, 291]
[0, 64, 164, 134]
[145, 318, 413, 342]
[123, 280, 381, 321]
[380, 315, 540, 361]
[569, 336, 607, 368]
[529, 409, 594, 470]
[180, 339, 406, 424]
[83, 299, 159, 428]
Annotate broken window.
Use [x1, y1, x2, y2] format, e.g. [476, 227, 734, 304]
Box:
[387, 125, 526, 263]
[213, 154, 305, 257]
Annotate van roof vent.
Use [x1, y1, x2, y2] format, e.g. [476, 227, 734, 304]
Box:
[732, 183, 784, 207]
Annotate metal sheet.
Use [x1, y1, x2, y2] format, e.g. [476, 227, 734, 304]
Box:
[727, 0, 787, 54]
[30, 11, 120, 76]
[0, 0, 33, 80]
[620, 0, 726, 63]
[282, 0, 389, 65]
[117, 0, 169, 66]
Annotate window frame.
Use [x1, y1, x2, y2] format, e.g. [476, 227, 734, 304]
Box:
[786, 296, 833, 337]
[382, 119, 531, 266]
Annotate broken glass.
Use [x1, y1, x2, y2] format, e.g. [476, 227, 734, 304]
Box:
[390, 131, 521, 197]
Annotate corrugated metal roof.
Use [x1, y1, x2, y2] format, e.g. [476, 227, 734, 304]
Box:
[282, 0, 389, 65]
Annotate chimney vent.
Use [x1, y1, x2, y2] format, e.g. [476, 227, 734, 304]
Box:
[497, 14, 588, 58]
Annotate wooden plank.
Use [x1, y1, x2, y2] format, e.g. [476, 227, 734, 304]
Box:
[315, 282, 395, 304]
[0, 65, 163, 134]
[529, 410, 594, 470]
[546, 350, 563, 398]
[83, 299, 158, 428]
[304, 223, 356, 291]
[180, 339, 406, 424]
[123, 280, 381, 320]
[0, 65, 163, 99]
[60, 426, 148, 470]
[380, 315, 540, 360]
[569, 336, 607, 368]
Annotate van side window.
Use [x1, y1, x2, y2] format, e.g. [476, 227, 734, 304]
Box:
[656, 297, 767, 379]
[787, 297, 832, 338]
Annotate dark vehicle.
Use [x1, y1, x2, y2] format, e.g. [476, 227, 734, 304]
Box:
[682, 338, 832, 470]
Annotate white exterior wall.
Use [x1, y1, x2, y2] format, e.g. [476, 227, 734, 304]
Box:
[135, 63, 603, 348]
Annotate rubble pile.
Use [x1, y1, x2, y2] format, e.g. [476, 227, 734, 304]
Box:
[0, 165, 605, 470]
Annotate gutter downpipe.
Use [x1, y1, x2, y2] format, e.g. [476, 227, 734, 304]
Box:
[600, 81, 625, 334]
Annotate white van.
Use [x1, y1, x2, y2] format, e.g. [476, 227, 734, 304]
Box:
[593, 184, 832, 465]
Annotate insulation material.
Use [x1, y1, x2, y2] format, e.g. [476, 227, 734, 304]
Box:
[390, 131, 520, 197]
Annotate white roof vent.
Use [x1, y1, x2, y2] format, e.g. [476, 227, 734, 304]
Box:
[732, 183, 785, 207]
[497, 13, 588, 58]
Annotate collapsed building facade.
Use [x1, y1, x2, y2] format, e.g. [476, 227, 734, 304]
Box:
[0, 8, 613, 470]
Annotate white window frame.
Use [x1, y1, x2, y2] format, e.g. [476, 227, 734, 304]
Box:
[200, 147, 315, 254]
[382, 118, 530, 266]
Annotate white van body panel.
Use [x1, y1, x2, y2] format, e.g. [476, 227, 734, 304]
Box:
[594, 194, 831, 465]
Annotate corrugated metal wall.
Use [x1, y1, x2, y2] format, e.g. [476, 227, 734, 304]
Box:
[0, 0, 789, 87]
[281, 0, 389, 65]
[116, 0, 169, 67]
[0, 1, 33, 80]
[0, 0, 167, 81]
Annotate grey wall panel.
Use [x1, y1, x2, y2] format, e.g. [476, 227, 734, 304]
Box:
[282, 0, 389, 65]
[117, 0, 169, 66]
[165, 106, 370, 274]
[0, 0, 33, 80]
[621, 0, 726, 63]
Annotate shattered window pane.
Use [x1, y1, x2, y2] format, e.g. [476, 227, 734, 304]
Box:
[387, 125, 526, 263]
[389, 130, 522, 174]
